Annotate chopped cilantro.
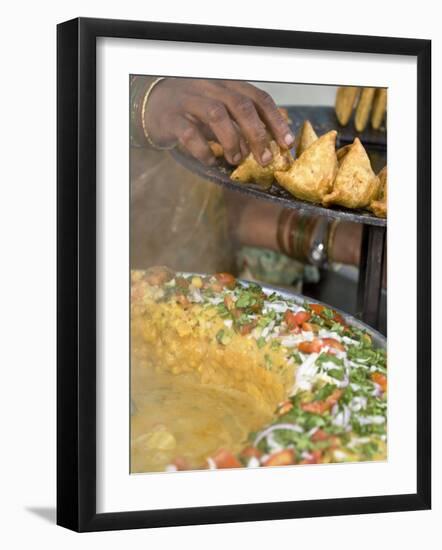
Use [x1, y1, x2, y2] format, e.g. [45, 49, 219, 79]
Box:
[314, 383, 335, 401]
[328, 368, 345, 381]
[257, 337, 266, 349]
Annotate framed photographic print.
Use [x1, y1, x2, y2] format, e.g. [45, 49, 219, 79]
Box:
[57, 17, 431, 532]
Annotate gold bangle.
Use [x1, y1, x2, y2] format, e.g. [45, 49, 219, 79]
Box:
[141, 77, 176, 150]
[327, 219, 340, 264]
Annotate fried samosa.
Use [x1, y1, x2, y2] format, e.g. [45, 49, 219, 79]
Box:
[336, 143, 352, 164]
[354, 87, 376, 132]
[371, 88, 387, 130]
[295, 120, 318, 157]
[323, 137, 380, 209]
[275, 130, 338, 203]
[335, 87, 360, 126]
[370, 166, 387, 218]
[230, 140, 293, 188]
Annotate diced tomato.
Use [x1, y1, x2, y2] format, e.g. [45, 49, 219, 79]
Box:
[371, 372, 387, 392]
[311, 429, 329, 442]
[301, 322, 314, 332]
[294, 311, 311, 325]
[172, 457, 190, 471]
[262, 449, 296, 467]
[284, 310, 311, 329]
[322, 338, 345, 351]
[215, 272, 236, 289]
[284, 310, 298, 328]
[309, 302, 346, 326]
[277, 401, 293, 415]
[211, 449, 242, 469]
[301, 400, 327, 414]
[333, 312, 346, 325]
[176, 294, 190, 307]
[239, 320, 257, 335]
[301, 389, 343, 414]
[298, 339, 324, 354]
[240, 446, 262, 459]
[299, 449, 323, 464]
[309, 303, 325, 316]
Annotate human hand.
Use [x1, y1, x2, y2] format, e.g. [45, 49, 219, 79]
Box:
[145, 78, 295, 166]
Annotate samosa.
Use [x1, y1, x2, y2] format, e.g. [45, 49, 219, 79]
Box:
[335, 87, 360, 126]
[323, 138, 380, 209]
[370, 166, 387, 218]
[295, 120, 318, 157]
[355, 88, 376, 132]
[275, 130, 338, 203]
[336, 143, 352, 165]
[230, 140, 293, 189]
[371, 88, 387, 130]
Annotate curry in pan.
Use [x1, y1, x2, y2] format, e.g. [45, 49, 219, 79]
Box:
[131, 267, 387, 473]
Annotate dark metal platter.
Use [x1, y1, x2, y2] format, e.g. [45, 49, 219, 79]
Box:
[171, 105, 387, 228]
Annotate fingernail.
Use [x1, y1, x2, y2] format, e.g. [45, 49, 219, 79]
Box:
[261, 148, 272, 164]
[284, 132, 295, 146]
[233, 152, 242, 163]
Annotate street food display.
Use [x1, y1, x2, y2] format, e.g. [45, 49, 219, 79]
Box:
[131, 267, 387, 472]
[206, 119, 387, 218]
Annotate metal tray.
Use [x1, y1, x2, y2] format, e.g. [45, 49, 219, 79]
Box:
[170, 105, 387, 227]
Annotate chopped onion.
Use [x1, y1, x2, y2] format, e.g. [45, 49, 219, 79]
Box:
[254, 423, 303, 447]
[206, 457, 217, 470]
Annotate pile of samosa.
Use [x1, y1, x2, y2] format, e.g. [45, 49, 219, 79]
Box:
[228, 120, 387, 218]
[335, 86, 387, 132]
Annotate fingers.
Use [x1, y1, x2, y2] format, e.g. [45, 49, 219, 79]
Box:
[201, 82, 272, 166]
[172, 115, 216, 166]
[223, 81, 295, 150]
[181, 96, 244, 165]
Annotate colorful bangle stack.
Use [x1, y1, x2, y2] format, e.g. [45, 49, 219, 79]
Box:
[277, 208, 340, 267]
[277, 209, 320, 263]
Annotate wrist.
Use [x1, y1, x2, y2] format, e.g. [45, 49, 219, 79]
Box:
[141, 78, 177, 150]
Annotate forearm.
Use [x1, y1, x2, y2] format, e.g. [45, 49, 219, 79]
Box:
[229, 197, 362, 267]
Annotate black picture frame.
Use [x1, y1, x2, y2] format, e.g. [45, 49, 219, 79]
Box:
[57, 17, 431, 532]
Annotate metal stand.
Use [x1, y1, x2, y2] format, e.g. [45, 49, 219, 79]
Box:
[357, 224, 386, 330]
